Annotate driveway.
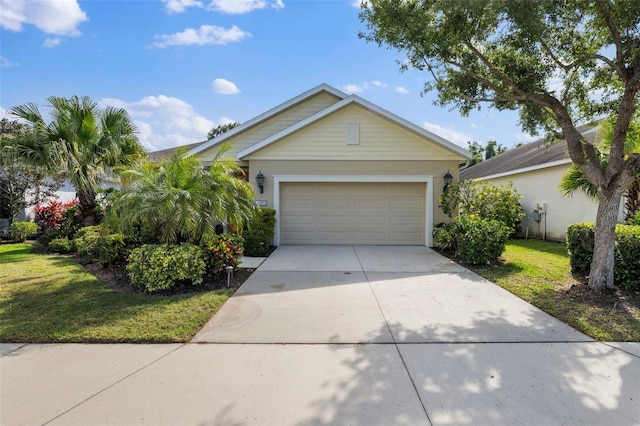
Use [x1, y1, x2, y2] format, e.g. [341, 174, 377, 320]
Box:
[2, 246, 639, 425]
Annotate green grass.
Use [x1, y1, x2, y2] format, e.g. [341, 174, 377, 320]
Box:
[471, 239, 640, 342]
[0, 243, 233, 343]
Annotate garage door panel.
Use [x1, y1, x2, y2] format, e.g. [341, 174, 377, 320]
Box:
[280, 182, 425, 245]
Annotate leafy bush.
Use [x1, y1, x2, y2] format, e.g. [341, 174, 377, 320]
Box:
[566, 222, 640, 291]
[433, 223, 454, 250]
[33, 199, 79, 236]
[73, 225, 104, 259]
[453, 215, 511, 265]
[127, 243, 206, 292]
[98, 233, 129, 267]
[628, 210, 640, 226]
[47, 237, 74, 253]
[566, 223, 596, 273]
[203, 233, 244, 276]
[8, 221, 38, 242]
[440, 179, 524, 233]
[243, 208, 276, 256]
[613, 225, 640, 291]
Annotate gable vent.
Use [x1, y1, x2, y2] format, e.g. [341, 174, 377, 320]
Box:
[347, 122, 360, 145]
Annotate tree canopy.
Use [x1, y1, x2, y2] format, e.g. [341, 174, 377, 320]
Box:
[8, 96, 146, 225]
[360, 0, 640, 290]
[207, 122, 240, 140]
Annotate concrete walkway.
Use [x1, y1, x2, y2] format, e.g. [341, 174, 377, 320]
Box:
[2, 246, 639, 425]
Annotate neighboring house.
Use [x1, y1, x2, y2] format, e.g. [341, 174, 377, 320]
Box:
[460, 126, 624, 241]
[159, 83, 471, 246]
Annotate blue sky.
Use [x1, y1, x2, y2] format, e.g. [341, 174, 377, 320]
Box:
[0, 0, 537, 152]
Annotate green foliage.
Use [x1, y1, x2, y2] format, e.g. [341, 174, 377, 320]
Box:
[207, 122, 239, 140]
[73, 225, 104, 259]
[202, 233, 244, 276]
[566, 223, 596, 274]
[242, 208, 276, 256]
[127, 243, 206, 293]
[451, 215, 510, 265]
[628, 210, 640, 226]
[440, 179, 524, 233]
[98, 233, 129, 267]
[47, 237, 74, 254]
[7, 221, 38, 242]
[108, 147, 256, 245]
[432, 223, 454, 251]
[567, 223, 640, 291]
[613, 225, 640, 291]
[9, 96, 145, 225]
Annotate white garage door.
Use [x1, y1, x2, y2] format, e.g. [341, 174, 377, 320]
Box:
[280, 182, 425, 245]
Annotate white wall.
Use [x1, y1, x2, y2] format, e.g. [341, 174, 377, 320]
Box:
[485, 164, 600, 241]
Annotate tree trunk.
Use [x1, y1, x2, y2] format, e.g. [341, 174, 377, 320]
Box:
[588, 187, 623, 290]
[77, 188, 97, 227]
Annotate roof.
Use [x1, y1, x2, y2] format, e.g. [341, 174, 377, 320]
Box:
[237, 93, 472, 160]
[186, 83, 347, 158]
[460, 125, 600, 180]
[147, 140, 205, 162]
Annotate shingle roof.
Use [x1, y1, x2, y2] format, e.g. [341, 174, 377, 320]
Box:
[146, 140, 206, 162]
[460, 125, 599, 180]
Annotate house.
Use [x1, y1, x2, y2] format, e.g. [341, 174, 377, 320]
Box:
[178, 83, 471, 246]
[459, 126, 625, 241]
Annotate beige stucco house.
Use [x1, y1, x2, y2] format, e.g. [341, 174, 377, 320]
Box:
[168, 84, 470, 246]
[460, 126, 624, 241]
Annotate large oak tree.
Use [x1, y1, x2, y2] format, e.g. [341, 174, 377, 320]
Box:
[360, 0, 640, 290]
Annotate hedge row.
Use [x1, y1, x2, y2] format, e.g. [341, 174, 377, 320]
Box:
[567, 223, 640, 291]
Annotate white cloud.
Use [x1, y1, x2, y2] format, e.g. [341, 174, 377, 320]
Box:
[395, 86, 409, 94]
[343, 80, 389, 94]
[0, 106, 8, 119]
[207, 0, 284, 14]
[42, 37, 61, 48]
[351, 0, 369, 8]
[152, 25, 251, 48]
[0, 0, 88, 35]
[514, 132, 538, 144]
[162, 0, 203, 13]
[343, 84, 364, 94]
[422, 121, 472, 147]
[211, 78, 240, 94]
[1, 56, 18, 67]
[99, 95, 216, 151]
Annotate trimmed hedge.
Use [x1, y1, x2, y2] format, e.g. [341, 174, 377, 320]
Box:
[566, 222, 640, 291]
[7, 221, 38, 242]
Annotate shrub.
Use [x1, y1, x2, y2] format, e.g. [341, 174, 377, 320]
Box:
[127, 243, 206, 292]
[440, 179, 524, 233]
[628, 210, 640, 226]
[566, 223, 596, 274]
[433, 223, 454, 251]
[33, 199, 79, 236]
[98, 233, 129, 267]
[242, 208, 276, 256]
[73, 225, 104, 259]
[7, 221, 38, 242]
[453, 215, 511, 265]
[614, 225, 640, 291]
[566, 222, 640, 291]
[47, 237, 74, 253]
[203, 233, 244, 276]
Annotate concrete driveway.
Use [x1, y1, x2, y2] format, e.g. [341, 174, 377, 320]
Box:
[2, 246, 639, 425]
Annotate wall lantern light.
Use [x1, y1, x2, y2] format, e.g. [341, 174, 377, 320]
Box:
[443, 170, 453, 193]
[256, 170, 265, 194]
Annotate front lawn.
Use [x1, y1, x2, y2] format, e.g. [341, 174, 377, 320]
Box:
[468, 239, 640, 342]
[0, 243, 233, 343]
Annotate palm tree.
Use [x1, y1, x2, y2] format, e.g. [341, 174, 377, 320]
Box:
[8, 96, 145, 225]
[108, 146, 256, 244]
[561, 117, 640, 222]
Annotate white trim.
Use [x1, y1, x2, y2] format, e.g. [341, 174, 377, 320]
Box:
[186, 83, 347, 158]
[273, 175, 434, 247]
[238, 95, 471, 160]
[473, 159, 572, 181]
